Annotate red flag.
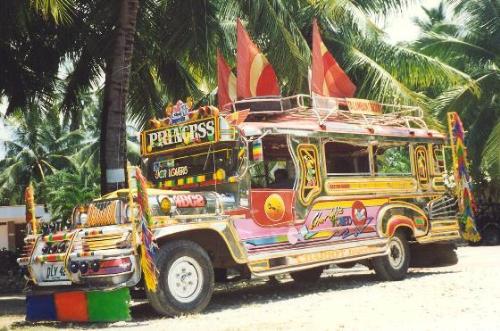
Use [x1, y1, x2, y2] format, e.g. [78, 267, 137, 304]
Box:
[237, 19, 280, 99]
[217, 50, 237, 109]
[311, 19, 356, 97]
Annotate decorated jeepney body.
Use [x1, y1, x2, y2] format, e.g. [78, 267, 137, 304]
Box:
[18, 95, 477, 319]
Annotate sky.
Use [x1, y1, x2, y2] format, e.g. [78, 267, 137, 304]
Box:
[383, 0, 442, 43]
[0, 0, 443, 159]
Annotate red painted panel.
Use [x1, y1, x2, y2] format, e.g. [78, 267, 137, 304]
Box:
[250, 189, 295, 227]
[54, 291, 88, 322]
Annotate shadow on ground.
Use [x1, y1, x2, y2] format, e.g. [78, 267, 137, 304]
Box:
[130, 268, 458, 320]
[5, 268, 458, 328]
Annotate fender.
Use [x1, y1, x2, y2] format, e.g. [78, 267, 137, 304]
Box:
[152, 219, 248, 264]
[377, 201, 429, 238]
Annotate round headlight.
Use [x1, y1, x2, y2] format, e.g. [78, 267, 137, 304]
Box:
[160, 197, 172, 214]
[126, 205, 140, 221]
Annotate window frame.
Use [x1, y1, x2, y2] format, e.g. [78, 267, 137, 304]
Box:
[373, 142, 413, 177]
[322, 139, 373, 177]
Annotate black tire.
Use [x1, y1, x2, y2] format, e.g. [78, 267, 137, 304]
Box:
[373, 232, 410, 281]
[482, 227, 500, 246]
[290, 266, 324, 283]
[146, 240, 214, 317]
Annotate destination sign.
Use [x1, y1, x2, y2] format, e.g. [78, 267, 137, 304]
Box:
[147, 149, 234, 184]
[142, 117, 218, 155]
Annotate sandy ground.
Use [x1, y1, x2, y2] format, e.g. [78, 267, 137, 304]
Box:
[1, 245, 499, 331]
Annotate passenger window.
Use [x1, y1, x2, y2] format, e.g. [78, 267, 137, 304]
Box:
[374, 144, 411, 176]
[324, 141, 370, 175]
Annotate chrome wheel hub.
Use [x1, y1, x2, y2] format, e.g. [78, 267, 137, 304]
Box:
[167, 256, 203, 303]
[388, 238, 404, 269]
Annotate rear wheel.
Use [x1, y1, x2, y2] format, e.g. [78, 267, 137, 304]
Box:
[146, 240, 214, 317]
[290, 266, 324, 283]
[373, 232, 410, 281]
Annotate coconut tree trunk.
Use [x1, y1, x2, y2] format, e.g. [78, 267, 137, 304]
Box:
[100, 0, 139, 194]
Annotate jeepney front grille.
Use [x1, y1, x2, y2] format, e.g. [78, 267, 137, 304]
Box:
[86, 200, 121, 227]
[426, 196, 458, 219]
[82, 232, 128, 251]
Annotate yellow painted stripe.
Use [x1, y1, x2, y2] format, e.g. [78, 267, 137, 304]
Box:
[313, 198, 389, 211]
[310, 230, 333, 239]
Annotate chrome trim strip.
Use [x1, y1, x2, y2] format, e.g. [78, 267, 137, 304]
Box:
[248, 238, 388, 262]
[252, 252, 387, 277]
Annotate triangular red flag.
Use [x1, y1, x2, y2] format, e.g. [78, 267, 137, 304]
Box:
[217, 50, 237, 109]
[236, 19, 280, 99]
[312, 19, 356, 97]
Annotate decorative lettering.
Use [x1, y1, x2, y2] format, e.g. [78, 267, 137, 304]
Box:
[173, 194, 206, 208]
[144, 117, 217, 154]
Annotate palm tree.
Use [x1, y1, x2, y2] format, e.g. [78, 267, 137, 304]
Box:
[100, 0, 140, 194]
[0, 0, 77, 115]
[3, 0, 477, 196]
[412, 0, 499, 184]
[0, 107, 84, 205]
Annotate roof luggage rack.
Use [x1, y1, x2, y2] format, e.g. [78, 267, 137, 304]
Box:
[225, 95, 308, 115]
[225, 94, 428, 130]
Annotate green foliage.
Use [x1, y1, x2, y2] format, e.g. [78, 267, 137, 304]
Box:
[42, 166, 100, 224]
[375, 146, 412, 174]
[412, 0, 500, 184]
[0, 107, 84, 205]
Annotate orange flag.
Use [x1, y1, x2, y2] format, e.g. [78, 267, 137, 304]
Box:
[217, 50, 237, 109]
[311, 19, 356, 98]
[236, 19, 280, 99]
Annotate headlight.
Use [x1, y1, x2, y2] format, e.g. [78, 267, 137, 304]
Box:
[79, 213, 88, 226]
[160, 197, 172, 214]
[125, 205, 140, 221]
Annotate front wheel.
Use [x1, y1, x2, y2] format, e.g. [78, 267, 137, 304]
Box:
[147, 240, 214, 317]
[373, 232, 410, 281]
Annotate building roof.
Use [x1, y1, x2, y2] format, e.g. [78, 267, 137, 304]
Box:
[0, 205, 51, 223]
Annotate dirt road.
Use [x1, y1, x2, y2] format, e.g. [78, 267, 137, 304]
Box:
[1, 245, 499, 331]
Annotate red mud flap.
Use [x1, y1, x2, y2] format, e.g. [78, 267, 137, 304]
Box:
[26, 287, 131, 322]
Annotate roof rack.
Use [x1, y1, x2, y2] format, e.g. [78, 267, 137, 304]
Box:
[225, 94, 428, 130]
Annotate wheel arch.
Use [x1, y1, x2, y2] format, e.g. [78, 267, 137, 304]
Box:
[155, 227, 246, 268]
[377, 202, 429, 239]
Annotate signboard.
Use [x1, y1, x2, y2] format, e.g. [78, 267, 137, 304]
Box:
[147, 149, 234, 185]
[345, 98, 382, 115]
[142, 116, 219, 156]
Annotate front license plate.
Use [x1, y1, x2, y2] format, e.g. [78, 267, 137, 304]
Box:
[43, 263, 68, 282]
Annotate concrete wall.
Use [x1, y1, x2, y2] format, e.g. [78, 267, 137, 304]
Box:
[0, 205, 50, 251]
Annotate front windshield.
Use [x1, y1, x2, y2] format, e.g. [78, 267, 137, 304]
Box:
[248, 134, 295, 189]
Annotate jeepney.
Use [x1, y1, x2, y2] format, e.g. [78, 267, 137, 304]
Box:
[19, 95, 467, 317]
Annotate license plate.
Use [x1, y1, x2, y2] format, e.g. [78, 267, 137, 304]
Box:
[44, 263, 68, 281]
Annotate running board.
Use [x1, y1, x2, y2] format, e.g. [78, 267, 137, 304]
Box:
[247, 238, 388, 277]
